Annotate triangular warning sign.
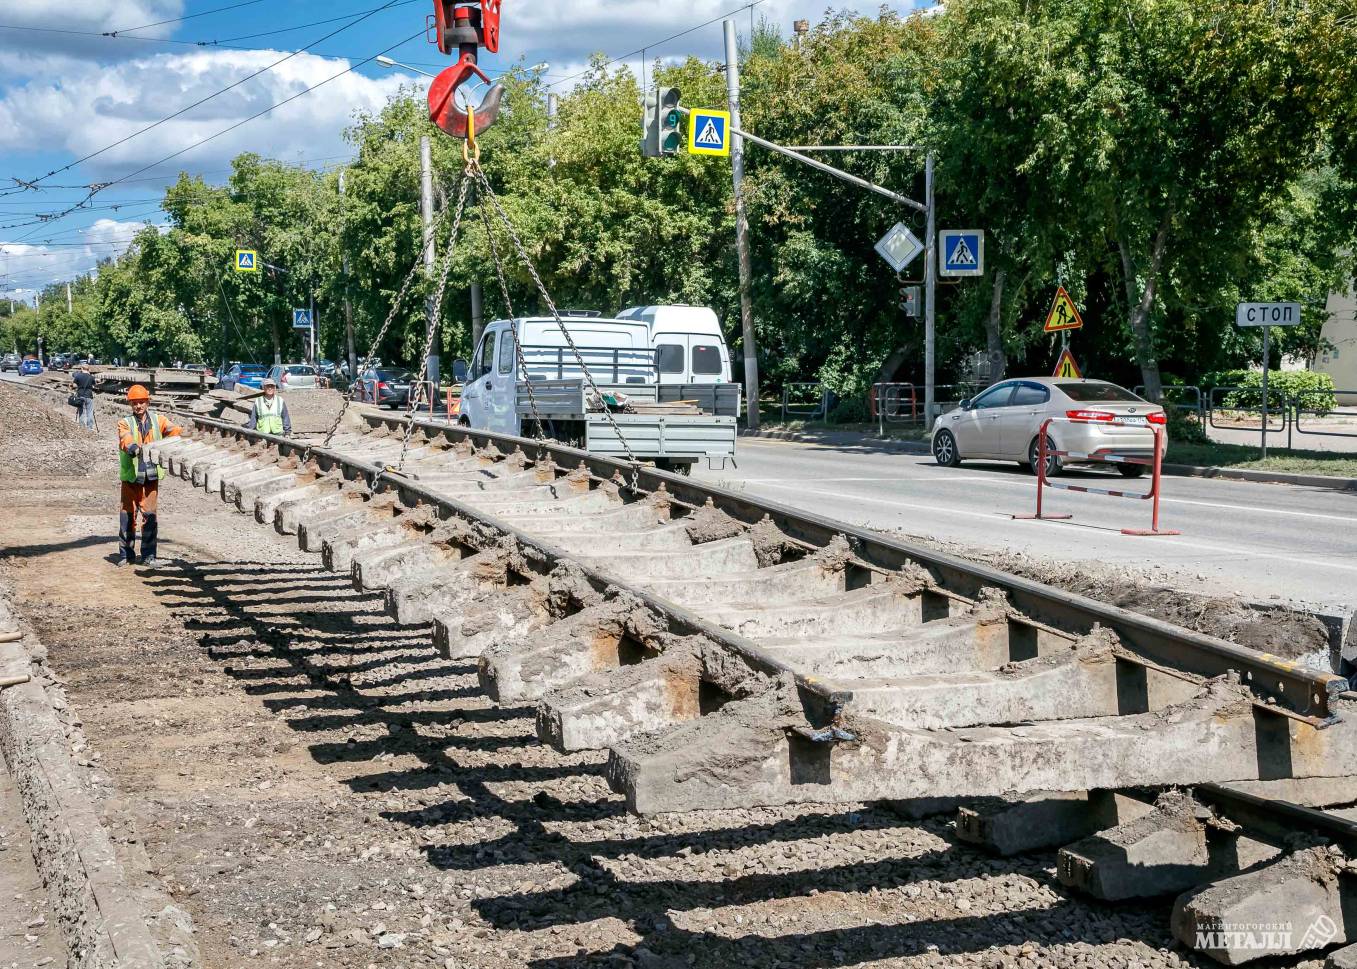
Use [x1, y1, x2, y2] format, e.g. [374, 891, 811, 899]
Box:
[695, 118, 722, 146]
[948, 237, 976, 266]
[1052, 347, 1082, 379]
[1044, 285, 1084, 332]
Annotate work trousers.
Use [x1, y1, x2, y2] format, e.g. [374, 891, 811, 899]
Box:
[76, 398, 95, 430]
[119, 480, 159, 562]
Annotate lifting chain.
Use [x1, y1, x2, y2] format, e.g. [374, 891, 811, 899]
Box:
[476, 188, 547, 451]
[393, 168, 474, 477]
[469, 160, 641, 491]
[312, 181, 461, 455]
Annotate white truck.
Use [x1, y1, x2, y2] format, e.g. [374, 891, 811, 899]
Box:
[457, 313, 740, 473]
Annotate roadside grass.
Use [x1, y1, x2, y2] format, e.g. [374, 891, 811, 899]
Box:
[750, 416, 931, 442]
[1167, 441, 1357, 478]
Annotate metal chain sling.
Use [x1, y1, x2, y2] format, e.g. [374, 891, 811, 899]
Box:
[476, 189, 547, 443]
[393, 169, 474, 475]
[469, 161, 642, 487]
[314, 189, 460, 453]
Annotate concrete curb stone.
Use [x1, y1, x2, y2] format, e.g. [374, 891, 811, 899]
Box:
[0, 594, 197, 969]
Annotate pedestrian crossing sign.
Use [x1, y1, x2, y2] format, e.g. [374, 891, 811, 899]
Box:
[688, 109, 730, 157]
[939, 229, 984, 276]
[234, 249, 258, 272]
[1053, 347, 1082, 378]
[1043, 285, 1084, 332]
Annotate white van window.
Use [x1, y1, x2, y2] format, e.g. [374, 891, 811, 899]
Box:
[471, 333, 494, 379]
[692, 345, 723, 375]
[497, 329, 514, 375]
[656, 344, 684, 374]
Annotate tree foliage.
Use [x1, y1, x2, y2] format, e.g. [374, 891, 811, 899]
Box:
[17, 0, 1354, 403]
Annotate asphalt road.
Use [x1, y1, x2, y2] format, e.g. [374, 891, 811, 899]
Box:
[694, 436, 1357, 613]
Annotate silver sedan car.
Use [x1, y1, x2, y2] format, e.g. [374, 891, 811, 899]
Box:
[931, 377, 1167, 477]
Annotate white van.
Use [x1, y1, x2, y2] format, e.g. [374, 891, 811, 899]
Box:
[616, 305, 731, 384]
[458, 314, 737, 471]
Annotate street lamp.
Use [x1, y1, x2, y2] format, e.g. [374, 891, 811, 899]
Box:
[375, 55, 436, 79]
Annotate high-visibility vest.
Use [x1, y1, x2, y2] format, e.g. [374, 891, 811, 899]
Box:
[119, 411, 165, 483]
[255, 395, 285, 435]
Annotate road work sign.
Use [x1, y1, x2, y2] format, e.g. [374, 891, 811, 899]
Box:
[939, 230, 984, 276]
[688, 109, 730, 156]
[234, 249, 258, 272]
[1053, 347, 1082, 378]
[292, 308, 313, 330]
[1235, 302, 1301, 327]
[1043, 285, 1084, 332]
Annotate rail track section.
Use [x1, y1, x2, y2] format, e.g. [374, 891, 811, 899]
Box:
[146, 412, 1357, 964]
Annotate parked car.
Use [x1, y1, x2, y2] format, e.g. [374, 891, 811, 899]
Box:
[0, 353, 20, 372]
[19, 358, 43, 376]
[219, 363, 268, 392]
[355, 367, 413, 408]
[266, 363, 318, 391]
[181, 362, 213, 375]
[930, 377, 1167, 477]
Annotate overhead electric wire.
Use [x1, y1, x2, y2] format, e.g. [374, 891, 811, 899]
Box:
[546, 0, 763, 88]
[17, 0, 408, 189]
[104, 0, 270, 35]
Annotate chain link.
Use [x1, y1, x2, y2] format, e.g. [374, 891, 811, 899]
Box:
[394, 170, 474, 475]
[313, 193, 457, 454]
[470, 162, 641, 474]
[477, 189, 546, 443]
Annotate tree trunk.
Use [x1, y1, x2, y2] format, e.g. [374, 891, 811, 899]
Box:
[1117, 217, 1170, 402]
[270, 317, 281, 365]
[985, 268, 1007, 384]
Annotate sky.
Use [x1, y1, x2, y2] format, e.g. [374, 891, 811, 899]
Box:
[0, 0, 930, 302]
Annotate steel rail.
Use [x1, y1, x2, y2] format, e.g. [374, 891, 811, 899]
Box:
[354, 411, 1346, 721]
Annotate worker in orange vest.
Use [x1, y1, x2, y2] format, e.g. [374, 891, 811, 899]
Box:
[116, 385, 183, 568]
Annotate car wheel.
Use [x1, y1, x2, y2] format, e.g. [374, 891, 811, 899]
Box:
[1117, 462, 1147, 478]
[1027, 435, 1061, 477]
[932, 429, 961, 467]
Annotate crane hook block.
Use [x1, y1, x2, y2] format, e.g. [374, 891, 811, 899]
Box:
[428, 58, 504, 139]
[431, 0, 500, 54]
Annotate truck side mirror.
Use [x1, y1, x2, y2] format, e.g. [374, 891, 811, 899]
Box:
[452, 358, 469, 383]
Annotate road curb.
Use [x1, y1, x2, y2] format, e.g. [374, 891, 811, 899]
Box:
[739, 428, 930, 453]
[1160, 463, 1357, 493]
[0, 594, 199, 969]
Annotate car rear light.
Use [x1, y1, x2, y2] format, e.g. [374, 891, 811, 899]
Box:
[377, 382, 388, 390]
[1147, 411, 1167, 425]
[1066, 409, 1116, 422]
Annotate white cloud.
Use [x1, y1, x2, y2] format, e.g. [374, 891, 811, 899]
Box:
[0, 48, 409, 181]
[1, 217, 153, 291]
[0, 0, 184, 63]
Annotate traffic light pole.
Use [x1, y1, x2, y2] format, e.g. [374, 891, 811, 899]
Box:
[924, 152, 936, 428]
[723, 20, 759, 431]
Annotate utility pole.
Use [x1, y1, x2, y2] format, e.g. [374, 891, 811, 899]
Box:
[419, 135, 440, 387]
[547, 91, 559, 168]
[338, 171, 357, 380]
[470, 280, 484, 349]
[924, 152, 936, 427]
[65, 281, 72, 314]
[724, 19, 759, 430]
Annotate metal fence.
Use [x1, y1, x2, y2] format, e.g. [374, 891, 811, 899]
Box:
[1190, 385, 1357, 449]
[781, 382, 829, 421]
[1135, 384, 1203, 422]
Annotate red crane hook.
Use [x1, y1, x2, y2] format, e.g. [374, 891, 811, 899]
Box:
[427, 1, 504, 140]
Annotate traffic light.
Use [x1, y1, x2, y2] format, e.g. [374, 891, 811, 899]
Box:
[641, 89, 660, 157]
[900, 284, 920, 317]
[658, 87, 682, 156]
[641, 87, 683, 157]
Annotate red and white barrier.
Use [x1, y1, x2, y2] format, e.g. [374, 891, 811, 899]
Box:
[1012, 415, 1179, 536]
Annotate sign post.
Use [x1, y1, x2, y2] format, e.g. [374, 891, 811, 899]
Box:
[292, 308, 314, 365]
[1235, 302, 1301, 459]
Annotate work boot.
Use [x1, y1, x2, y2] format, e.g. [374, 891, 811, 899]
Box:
[140, 555, 160, 569]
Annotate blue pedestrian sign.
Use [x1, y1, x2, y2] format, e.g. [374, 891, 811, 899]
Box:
[292, 308, 313, 330]
[687, 108, 731, 157]
[939, 229, 984, 277]
[234, 248, 258, 272]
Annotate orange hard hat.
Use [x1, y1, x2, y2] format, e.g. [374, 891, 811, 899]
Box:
[127, 384, 151, 402]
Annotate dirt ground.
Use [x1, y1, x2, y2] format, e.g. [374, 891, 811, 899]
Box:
[0, 764, 67, 969]
[0, 388, 1308, 969]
